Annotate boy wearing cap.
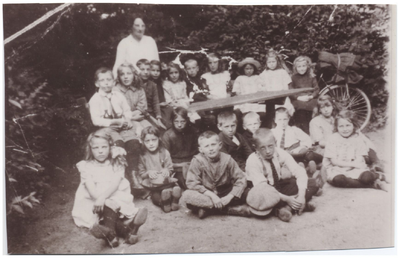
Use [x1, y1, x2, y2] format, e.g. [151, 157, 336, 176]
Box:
[245, 128, 320, 222]
[182, 131, 252, 219]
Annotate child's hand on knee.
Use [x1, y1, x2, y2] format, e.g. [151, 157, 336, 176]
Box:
[220, 194, 234, 207]
[294, 195, 306, 214]
[93, 196, 106, 214]
[286, 196, 302, 211]
[205, 191, 223, 209]
[160, 168, 170, 178]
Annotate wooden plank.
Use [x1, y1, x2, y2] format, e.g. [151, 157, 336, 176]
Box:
[188, 88, 314, 112]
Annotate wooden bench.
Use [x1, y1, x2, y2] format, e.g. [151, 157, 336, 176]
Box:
[188, 88, 314, 113]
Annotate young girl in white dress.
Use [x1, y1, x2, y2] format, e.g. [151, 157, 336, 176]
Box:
[259, 50, 294, 128]
[322, 110, 387, 190]
[232, 57, 264, 95]
[72, 128, 148, 247]
[163, 62, 190, 109]
[232, 57, 266, 114]
[201, 53, 231, 99]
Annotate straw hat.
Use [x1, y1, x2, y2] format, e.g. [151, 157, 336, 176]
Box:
[246, 182, 280, 216]
[238, 57, 261, 69]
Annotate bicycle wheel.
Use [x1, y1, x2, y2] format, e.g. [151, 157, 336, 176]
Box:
[319, 85, 371, 130]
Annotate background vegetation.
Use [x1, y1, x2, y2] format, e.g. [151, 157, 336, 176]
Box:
[4, 4, 390, 222]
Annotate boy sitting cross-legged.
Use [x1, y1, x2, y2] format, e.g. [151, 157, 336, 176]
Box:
[182, 131, 252, 219]
[245, 128, 321, 222]
[272, 107, 318, 175]
[218, 111, 253, 171]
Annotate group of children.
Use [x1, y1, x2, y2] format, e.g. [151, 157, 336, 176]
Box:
[72, 51, 388, 248]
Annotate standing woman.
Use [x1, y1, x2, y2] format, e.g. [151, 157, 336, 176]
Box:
[113, 17, 159, 77]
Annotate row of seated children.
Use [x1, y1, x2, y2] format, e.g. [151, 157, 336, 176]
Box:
[72, 104, 388, 247]
[88, 58, 385, 195]
[88, 57, 330, 202]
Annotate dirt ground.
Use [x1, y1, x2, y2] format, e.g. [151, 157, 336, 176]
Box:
[6, 128, 394, 254]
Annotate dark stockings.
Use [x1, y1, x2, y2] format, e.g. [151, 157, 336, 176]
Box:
[330, 171, 378, 188]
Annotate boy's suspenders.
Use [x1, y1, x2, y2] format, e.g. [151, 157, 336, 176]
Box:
[256, 152, 272, 186]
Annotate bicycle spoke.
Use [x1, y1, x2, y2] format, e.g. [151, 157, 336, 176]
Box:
[352, 107, 368, 112]
[348, 95, 365, 106]
[350, 99, 367, 107]
[349, 93, 365, 102]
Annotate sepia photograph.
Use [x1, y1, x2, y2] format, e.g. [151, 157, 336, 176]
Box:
[3, 1, 396, 255]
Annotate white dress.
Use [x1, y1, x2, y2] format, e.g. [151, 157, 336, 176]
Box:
[259, 69, 292, 92]
[201, 71, 230, 99]
[71, 160, 139, 228]
[163, 80, 190, 108]
[259, 69, 294, 114]
[231, 75, 266, 113]
[323, 133, 370, 182]
[232, 75, 265, 95]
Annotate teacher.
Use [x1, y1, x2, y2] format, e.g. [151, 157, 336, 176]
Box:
[113, 17, 159, 77]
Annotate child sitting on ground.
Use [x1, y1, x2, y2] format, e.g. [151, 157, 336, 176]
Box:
[137, 59, 166, 130]
[309, 95, 336, 163]
[162, 107, 199, 189]
[183, 131, 251, 219]
[163, 62, 190, 109]
[114, 62, 153, 133]
[272, 107, 317, 175]
[322, 110, 388, 191]
[138, 126, 182, 212]
[72, 129, 147, 247]
[241, 112, 262, 152]
[217, 111, 253, 171]
[201, 53, 232, 100]
[245, 128, 320, 222]
[88, 67, 142, 185]
[289, 55, 320, 134]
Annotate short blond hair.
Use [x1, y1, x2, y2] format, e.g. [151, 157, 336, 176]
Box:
[253, 128, 276, 148]
[292, 56, 315, 77]
[243, 112, 261, 125]
[198, 130, 220, 146]
[184, 59, 198, 68]
[217, 111, 237, 126]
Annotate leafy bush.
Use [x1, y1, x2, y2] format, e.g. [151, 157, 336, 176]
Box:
[183, 5, 390, 131]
